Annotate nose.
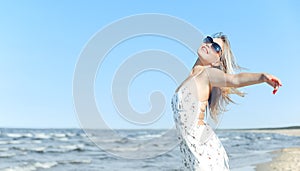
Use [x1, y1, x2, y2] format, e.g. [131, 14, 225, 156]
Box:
[205, 44, 212, 52]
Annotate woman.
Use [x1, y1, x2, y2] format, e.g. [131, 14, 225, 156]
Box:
[171, 32, 281, 170]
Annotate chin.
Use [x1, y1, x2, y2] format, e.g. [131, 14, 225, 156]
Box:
[197, 52, 205, 61]
[197, 51, 203, 58]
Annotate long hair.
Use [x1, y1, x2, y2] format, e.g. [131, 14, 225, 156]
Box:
[208, 32, 245, 122]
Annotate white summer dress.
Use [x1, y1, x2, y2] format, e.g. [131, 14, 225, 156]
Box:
[171, 67, 230, 171]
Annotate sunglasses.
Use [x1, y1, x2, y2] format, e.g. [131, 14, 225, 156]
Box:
[203, 36, 222, 55]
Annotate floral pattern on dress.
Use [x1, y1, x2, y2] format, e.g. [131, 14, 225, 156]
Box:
[171, 85, 230, 171]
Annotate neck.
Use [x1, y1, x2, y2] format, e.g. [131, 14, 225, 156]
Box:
[192, 58, 201, 68]
[193, 58, 212, 69]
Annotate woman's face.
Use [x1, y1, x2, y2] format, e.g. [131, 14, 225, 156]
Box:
[197, 37, 224, 65]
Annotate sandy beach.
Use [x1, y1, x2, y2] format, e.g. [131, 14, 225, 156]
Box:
[248, 128, 300, 171]
[245, 128, 300, 137]
[255, 147, 300, 171]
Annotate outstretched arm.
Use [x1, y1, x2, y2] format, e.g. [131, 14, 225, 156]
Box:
[204, 67, 282, 94]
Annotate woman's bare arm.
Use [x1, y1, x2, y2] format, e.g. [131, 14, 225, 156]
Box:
[204, 67, 282, 94]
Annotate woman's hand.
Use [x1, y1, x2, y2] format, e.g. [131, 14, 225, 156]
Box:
[262, 73, 282, 94]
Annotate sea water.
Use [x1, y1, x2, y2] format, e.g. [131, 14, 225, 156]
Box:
[0, 128, 299, 170]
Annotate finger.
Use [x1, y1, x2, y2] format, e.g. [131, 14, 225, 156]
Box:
[271, 78, 282, 86]
[273, 86, 278, 94]
[270, 79, 277, 87]
[272, 85, 279, 94]
[273, 79, 282, 86]
[274, 82, 279, 88]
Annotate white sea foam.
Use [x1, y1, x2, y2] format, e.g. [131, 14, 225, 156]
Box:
[80, 133, 89, 137]
[6, 133, 22, 138]
[219, 137, 229, 141]
[0, 152, 16, 158]
[52, 133, 66, 138]
[91, 138, 119, 143]
[68, 159, 92, 164]
[34, 161, 57, 169]
[9, 140, 22, 144]
[58, 144, 84, 150]
[3, 165, 36, 171]
[0, 141, 8, 145]
[0, 147, 9, 151]
[111, 146, 140, 152]
[234, 136, 242, 139]
[263, 136, 272, 140]
[66, 133, 76, 137]
[23, 133, 33, 138]
[34, 133, 51, 139]
[135, 134, 163, 139]
[3, 161, 58, 171]
[57, 137, 69, 141]
[29, 147, 47, 153]
[6, 133, 33, 138]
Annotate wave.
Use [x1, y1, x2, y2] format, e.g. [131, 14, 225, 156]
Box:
[6, 133, 33, 138]
[11, 146, 46, 153]
[263, 136, 272, 140]
[12, 144, 86, 154]
[29, 147, 47, 153]
[58, 144, 84, 151]
[0, 140, 43, 145]
[33, 133, 51, 139]
[219, 137, 229, 141]
[0, 152, 16, 158]
[133, 133, 164, 139]
[0, 141, 8, 145]
[111, 146, 140, 152]
[3, 161, 58, 171]
[66, 159, 92, 164]
[0, 147, 9, 151]
[33, 162, 57, 169]
[52, 133, 66, 138]
[234, 136, 242, 140]
[0, 140, 23, 145]
[10, 140, 22, 144]
[59, 137, 70, 141]
[3, 132, 81, 141]
[31, 140, 42, 144]
[91, 138, 120, 143]
[66, 133, 76, 137]
[115, 137, 129, 144]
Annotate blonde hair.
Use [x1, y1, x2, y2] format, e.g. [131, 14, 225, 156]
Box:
[208, 32, 245, 122]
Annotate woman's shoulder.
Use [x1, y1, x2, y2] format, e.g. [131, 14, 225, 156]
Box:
[191, 65, 208, 76]
[191, 65, 219, 78]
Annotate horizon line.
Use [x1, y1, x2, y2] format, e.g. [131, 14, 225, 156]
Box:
[1, 125, 299, 130]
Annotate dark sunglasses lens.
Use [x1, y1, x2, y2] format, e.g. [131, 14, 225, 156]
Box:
[212, 43, 221, 53]
[203, 36, 213, 43]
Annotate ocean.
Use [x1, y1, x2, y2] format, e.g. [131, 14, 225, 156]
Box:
[0, 128, 299, 171]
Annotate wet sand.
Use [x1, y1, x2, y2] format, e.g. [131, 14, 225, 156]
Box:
[251, 129, 300, 171]
[255, 147, 300, 171]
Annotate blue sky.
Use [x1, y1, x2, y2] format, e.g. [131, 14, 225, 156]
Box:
[1, 1, 299, 129]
